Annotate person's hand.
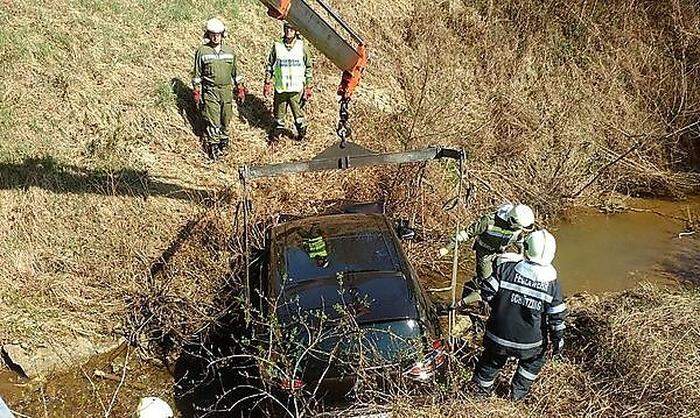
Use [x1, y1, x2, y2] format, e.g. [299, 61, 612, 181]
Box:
[475, 299, 491, 317]
[236, 85, 247, 103]
[193, 88, 201, 105]
[303, 86, 312, 101]
[263, 81, 273, 98]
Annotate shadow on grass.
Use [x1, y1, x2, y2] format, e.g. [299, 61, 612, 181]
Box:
[148, 218, 202, 279]
[172, 248, 271, 418]
[238, 92, 274, 132]
[171, 78, 274, 150]
[0, 155, 212, 203]
[171, 77, 275, 134]
[172, 78, 205, 139]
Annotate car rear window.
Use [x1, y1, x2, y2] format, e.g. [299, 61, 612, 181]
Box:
[359, 319, 423, 360]
[284, 232, 400, 281]
[293, 319, 424, 367]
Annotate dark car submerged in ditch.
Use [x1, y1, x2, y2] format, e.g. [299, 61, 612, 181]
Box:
[252, 210, 447, 396]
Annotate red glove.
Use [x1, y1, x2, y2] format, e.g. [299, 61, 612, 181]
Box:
[303, 86, 312, 101]
[263, 81, 273, 98]
[193, 88, 201, 105]
[236, 84, 247, 103]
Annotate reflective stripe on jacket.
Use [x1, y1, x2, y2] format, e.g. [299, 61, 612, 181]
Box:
[304, 236, 328, 259]
[193, 43, 240, 89]
[468, 206, 523, 253]
[481, 259, 566, 353]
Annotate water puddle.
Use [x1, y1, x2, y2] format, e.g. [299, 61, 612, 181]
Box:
[555, 197, 699, 294]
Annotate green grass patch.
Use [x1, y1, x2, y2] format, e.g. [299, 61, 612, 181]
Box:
[0, 104, 12, 131]
[154, 80, 175, 109]
[161, 0, 196, 24]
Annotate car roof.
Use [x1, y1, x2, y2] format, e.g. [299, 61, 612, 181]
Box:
[271, 213, 403, 282]
[270, 213, 390, 240]
[270, 213, 420, 324]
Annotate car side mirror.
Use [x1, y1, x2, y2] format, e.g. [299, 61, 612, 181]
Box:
[395, 219, 415, 241]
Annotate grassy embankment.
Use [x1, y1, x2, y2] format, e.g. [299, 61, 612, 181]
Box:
[0, 0, 699, 416]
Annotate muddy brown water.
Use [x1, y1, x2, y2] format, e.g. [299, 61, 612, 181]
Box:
[555, 197, 700, 294]
[1, 198, 698, 417]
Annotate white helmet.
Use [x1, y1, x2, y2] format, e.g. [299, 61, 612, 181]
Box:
[137, 397, 173, 418]
[507, 204, 535, 230]
[205, 17, 226, 34]
[524, 229, 556, 266]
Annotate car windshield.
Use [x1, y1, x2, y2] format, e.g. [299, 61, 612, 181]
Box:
[284, 232, 400, 281]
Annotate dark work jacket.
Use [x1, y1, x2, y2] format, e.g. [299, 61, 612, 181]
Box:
[481, 258, 566, 357]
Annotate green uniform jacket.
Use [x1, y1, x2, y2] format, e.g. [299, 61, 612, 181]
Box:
[192, 43, 241, 89]
[264, 37, 313, 85]
[467, 212, 524, 254]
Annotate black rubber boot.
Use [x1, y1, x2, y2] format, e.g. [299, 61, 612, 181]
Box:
[218, 138, 229, 156]
[208, 143, 221, 161]
[296, 125, 307, 141]
[267, 129, 280, 144]
[467, 381, 494, 398]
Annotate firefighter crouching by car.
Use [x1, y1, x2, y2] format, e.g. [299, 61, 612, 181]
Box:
[192, 17, 246, 160]
[446, 204, 535, 308]
[471, 229, 566, 400]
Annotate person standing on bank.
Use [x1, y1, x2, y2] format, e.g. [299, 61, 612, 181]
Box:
[192, 17, 246, 160]
[263, 22, 313, 142]
[471, 229, 567, 400]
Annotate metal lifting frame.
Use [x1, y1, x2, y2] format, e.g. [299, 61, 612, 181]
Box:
[240, 146, 464, 182]
[238, 144, 466, 320]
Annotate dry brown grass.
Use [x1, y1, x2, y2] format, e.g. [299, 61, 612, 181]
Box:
[385, 285, 700, 418]
[0, 1, 699, 415]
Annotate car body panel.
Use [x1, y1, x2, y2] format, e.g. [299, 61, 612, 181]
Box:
[260, 212, 443, 392]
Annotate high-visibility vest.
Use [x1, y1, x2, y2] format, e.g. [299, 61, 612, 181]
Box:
[273, 40, 306, 93]
[304, 236, 328, 259]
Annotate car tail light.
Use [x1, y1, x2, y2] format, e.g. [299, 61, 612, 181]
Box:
[275, 377, 305, 392]
[403, 339, 447, 383]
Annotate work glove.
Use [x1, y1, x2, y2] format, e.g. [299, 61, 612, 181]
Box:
[263, 81, 273, 98]
[303, 86, 313, 101]
[551, 337, 564, 355]
[474, 299, 491, 317]
[434, 301, 454, 315]
[193, 88, 202, 105]
[236, 84, 247, 103]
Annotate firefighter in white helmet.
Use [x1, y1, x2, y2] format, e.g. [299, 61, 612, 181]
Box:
[192, 17, 247, 160]
[137, 397, 173, 418]
[263, 22, 313, 142]
[471, 229, 566, 400]
[448, 203, 536, 307]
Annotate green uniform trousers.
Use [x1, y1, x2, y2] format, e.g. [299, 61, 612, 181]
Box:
[461, 250, 498, 305]
[202, 85, 234, 145]
[273, 91, 306, 131]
